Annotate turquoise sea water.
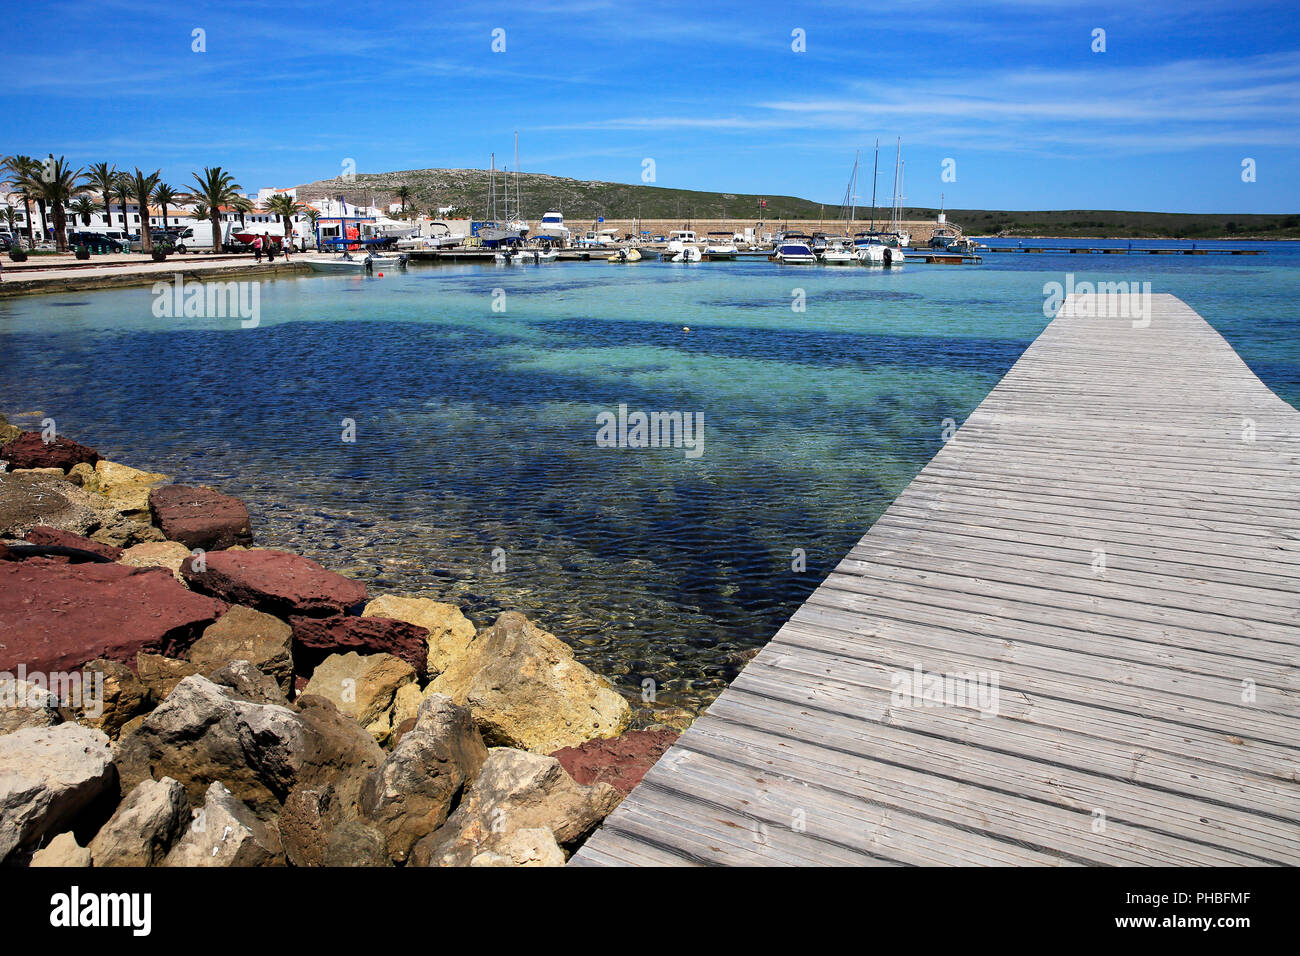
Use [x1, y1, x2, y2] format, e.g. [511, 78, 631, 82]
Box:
[3, 244, 1299, 711]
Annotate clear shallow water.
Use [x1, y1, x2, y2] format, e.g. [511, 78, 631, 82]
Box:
[3, 247, 1299, 712]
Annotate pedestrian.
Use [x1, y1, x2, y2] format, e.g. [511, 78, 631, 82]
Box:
[282, 233, 292, 261]
[253, 234, 263, 262]
[265, 233, 275, 263]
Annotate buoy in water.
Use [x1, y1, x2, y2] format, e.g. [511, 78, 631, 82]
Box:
[378, 272, 384, 277]
[682, 326, 690, 333]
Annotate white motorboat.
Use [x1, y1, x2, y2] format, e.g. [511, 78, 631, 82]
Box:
[703, 232, 739, 260]
[772, 240, 816, 264]
[671, 245, 702, 262]
[819, 241, 856, 265]
[367, 252, 408, 270]
[533, 210, 570, 245]
[302, 253, 369, 274]
[661, 231, 702, 262]
[496, 247, 557, 263]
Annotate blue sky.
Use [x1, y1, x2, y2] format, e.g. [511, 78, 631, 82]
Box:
[7, 0, 1299, 213]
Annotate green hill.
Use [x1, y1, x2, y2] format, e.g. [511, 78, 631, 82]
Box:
[293, 168, 1300, 238]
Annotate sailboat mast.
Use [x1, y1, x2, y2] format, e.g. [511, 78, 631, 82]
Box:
[850, 149, 859, 226]
[870, 139, 879, 232]
[891, 138, 901, 231]
[514, 130, 520, 222]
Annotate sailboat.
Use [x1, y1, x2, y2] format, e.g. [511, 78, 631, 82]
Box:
[480, 134, 530, 244]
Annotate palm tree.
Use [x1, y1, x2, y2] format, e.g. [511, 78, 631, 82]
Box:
[112, 172, 135, 239]
[37, 156, 83, 252]
[397, 185, 410, 217]
[266, 193, 303, 248]
[2, 205, 18, 240]
[2, 155, 39, 245]
[189, 166, 242, 253]
[231, 195, 253, 229]
[70, 195, 96, 227]
[85, 162, 118, 235]
[151, 182, 179, 239]
[190, 199, 210, 222]
[125, 168, 160, 252]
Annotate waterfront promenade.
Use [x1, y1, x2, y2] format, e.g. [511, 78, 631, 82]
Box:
[573, 293, 1300, 866]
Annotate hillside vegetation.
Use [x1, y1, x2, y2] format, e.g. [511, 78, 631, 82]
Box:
[293, 168, 1300, 238]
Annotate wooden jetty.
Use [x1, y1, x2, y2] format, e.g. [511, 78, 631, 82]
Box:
[572, 293, 1300, 866]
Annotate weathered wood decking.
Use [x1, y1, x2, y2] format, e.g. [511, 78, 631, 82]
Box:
[573, 293, 1300, 866]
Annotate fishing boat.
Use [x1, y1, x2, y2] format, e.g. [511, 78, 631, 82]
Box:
[819, 241, 856, 265]
[302, 252, 369, 274]
[607, 247, 642, 263]
[772, 240, 815, 264]
[703, 232, 739, 260]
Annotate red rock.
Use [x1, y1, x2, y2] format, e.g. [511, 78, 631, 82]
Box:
[24, 526, 123, 561]
[550, 729, 680, 795]
[148, 484, 253, 551]
[182, 549, 366, 618]
[0, 559, 228, 674]
[0, 432, 100, 471]
[289, 615, 429, 678]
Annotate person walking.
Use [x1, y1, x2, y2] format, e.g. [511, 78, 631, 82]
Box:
[253, 234, 263, 262]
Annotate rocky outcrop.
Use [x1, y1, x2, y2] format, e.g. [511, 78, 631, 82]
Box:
[550, 729, 680, 795]
[0, 723, 116, 862]
[117, 540, 192, 582]
[89, 776, 188, 866]
[362, 594, 475, 676]
[114, 675, 305, 813]
[0, 559, 227, 674]
[411, 747, 621, 866]
[30, 831, 92, 867]
[148, 485, 252, 551]
[187, 606, 294, 694]
[0, 678, 64, 734]
[164, 782, 284, 866]
[0, 431, 99, 471]
[360, 694, 487, 863]
[303, 652, 416, 742]
[463, 827, 566, 867]
[209, 660, 287, 705]
[182, 549, 366, 618]
[76, 659, 148, 738]
[0, 413, 19, 446]
[428, 612, 631, 753]
[24, 526, 123, 561]
[290, 615, 429, 678]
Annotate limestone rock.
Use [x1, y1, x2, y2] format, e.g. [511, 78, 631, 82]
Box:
[182, 548, 365, 618]
[0, 560, 226, 674]
[428, 612, 631, 753]
[187, 605, 294, 693]
[149, 484, 252, 551]
[30, 831, 92, 867]
[0, 723, 115, 862]
[0, 414, 20, 446]
[136, 653, 200, 703]
[468, 827, 565, 867]
[209, 659, 287, 705]
[0, 471, 102, 538]
[76, 659, 147, 738]
[82, 459, 169, 518]
[322, 820, 390, 867]
[0, 678, 63, 735]
[114, 675, 305, 813]
[411, 747, 621, 866]
[360, 694, 487, 863]
[164, 782, 284, 866]
[117, 540, 192, 582]
[303, 652, 415, 742]
[362, 594, 475, 675]
[88, 515, 166, 549]
[89, 776, 188, 866]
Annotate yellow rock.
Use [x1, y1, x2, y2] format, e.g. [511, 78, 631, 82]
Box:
[362, 594, 476, 676]
[118, 540, 193, 582]
[84, 459, 169, 515]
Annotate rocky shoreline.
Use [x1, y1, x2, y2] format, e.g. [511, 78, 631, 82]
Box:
[0, 412, 681, 867]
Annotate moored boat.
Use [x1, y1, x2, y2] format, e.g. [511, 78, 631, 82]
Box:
[302, 253, 369, 274]
[772, 240, 815, 264]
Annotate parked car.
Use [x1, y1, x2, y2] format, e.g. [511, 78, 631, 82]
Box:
[0, 234, 12, 251]
[68, 231, 129, 252]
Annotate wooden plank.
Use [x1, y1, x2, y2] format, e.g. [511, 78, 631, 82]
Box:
[572, 295, 1300, 867]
